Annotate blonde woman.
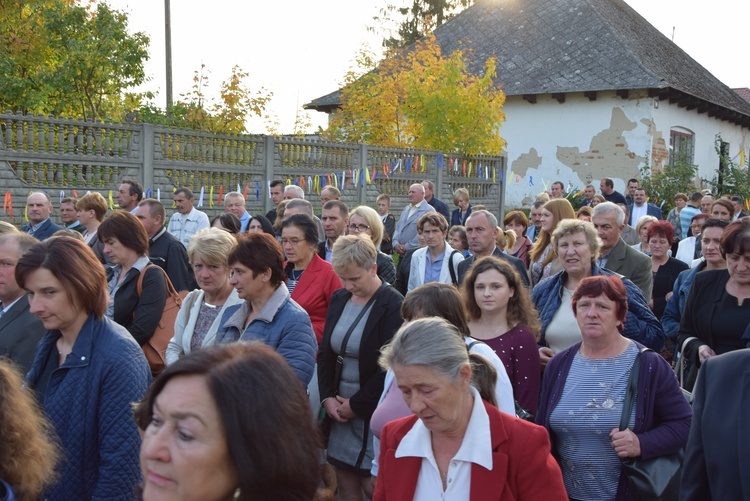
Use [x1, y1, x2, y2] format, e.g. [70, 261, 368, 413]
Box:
[348, 205, 397, 284]
[528, 199, 575, 286]
[450, 187, 472, 226]
[166, 229, 243, 364]
[632, 215, 658, 254]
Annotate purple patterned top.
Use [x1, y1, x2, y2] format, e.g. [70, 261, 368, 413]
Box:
[473, 324, 541, 415]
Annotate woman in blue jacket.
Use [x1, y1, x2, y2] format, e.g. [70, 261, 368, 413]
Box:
[20, 236, 151, 500]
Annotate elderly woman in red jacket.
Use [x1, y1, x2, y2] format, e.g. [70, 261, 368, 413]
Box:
[374, 317, 567, 501]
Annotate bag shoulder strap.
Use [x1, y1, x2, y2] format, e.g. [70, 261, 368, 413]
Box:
[334, 283, 387, 394]
[620, 347, 651, 431]
[466, 339, 482, 351]
[137, 263, 180, 300]
[448, 250, 460, 286]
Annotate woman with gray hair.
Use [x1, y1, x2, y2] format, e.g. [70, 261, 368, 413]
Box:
[373, 317, 566, 500]
[318, 235, 403, 500]
[348, 205, 397, 284]
[166, 228, 243, 364]
[531, 219, 662, 368]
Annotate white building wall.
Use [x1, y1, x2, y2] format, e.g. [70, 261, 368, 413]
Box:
[500, 90, 750, 209]
[651, 100, 750, 184]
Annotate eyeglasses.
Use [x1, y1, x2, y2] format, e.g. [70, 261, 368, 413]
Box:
[348, 224, 370, 233]
[280, 238, 304, 246]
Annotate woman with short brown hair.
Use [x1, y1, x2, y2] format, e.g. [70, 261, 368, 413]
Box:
[19, 236, 151, 500]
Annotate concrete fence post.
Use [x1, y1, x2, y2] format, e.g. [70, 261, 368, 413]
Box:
[358, 143, 368, 206]
[263, 136, 275, 211]
[141, 123, 155, 190]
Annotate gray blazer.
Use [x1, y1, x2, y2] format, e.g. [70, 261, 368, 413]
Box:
[603, 237, 653, 300]
[0, 294, 47, 374]
[392, 202, 435, 251]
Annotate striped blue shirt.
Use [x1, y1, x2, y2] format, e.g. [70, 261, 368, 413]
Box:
[549, 341, 638, 501]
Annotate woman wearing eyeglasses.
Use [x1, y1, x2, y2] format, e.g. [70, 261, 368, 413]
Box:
[348, 206, 397, 285]
[280, 214, 342, 344]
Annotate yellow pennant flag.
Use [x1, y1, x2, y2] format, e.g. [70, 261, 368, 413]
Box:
[209, 186, 214, 208]
[108, 190, 115, 210]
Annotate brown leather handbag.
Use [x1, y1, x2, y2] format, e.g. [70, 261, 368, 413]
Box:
[136, 264, 188, 376]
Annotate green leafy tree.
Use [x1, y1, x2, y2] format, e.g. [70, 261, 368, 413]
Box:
[639, 160, 699, 214]
[323, 34, 505, 156]
[0, 0, 149, 121]
[705, 134, 750, 200]
[135, 64, 272, 135]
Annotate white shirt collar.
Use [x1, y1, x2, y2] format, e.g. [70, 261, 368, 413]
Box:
[395, 386, 493, 470]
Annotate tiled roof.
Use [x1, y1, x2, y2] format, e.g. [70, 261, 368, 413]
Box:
[734, 88, 750, 104]
[307, 0, 750, 121]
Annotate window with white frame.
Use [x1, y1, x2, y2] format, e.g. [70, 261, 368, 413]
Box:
[669, 128, 694, 167]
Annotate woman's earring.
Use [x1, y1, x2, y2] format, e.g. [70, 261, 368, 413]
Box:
[233, 487, 241, 500]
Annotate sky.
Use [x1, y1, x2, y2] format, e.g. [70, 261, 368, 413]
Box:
[104, 0, 750, 134]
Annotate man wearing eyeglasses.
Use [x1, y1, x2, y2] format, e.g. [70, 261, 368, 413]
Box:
[318, 200, 349, 262]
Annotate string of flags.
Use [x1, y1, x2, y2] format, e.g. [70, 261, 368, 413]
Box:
[1, 154, 502, 219]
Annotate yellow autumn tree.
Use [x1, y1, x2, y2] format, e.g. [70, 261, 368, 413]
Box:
[324, 34, 506, 156]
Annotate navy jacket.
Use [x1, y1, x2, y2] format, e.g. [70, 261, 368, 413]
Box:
[531, 265, 664, 351]
[450, 205, 472, 227]
[20, 218, 62, 240]
[661, 261, 705, 343]
[25, 315, 151, 500]
[628, 203, 663, 225]
[681, 349, 750, 500]
[426, 196, 450, 222]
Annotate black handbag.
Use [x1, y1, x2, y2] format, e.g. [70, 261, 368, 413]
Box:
[619, 348, 683, 501]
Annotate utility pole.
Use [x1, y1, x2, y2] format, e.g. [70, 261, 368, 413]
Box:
[165, 0, 174, 118]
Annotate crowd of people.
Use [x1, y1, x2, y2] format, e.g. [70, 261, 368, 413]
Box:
[1, 175, 749, 500]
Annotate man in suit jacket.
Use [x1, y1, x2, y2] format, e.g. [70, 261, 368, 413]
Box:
[580, 184, 596, 207]
[20, 192, 62, 240]
[59, 196, 85, 233]
[0, 233, 47, 374]
[593, 202, 653, 299]
[681, 349, 750, 500]
[456, 210, 530, 287]
[628, 187, 663, 225]
[392, 184, 435, 255]
[377, 194, 396, 255]
[421, 180, 450, 221]
[525, 201, 544, 243]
